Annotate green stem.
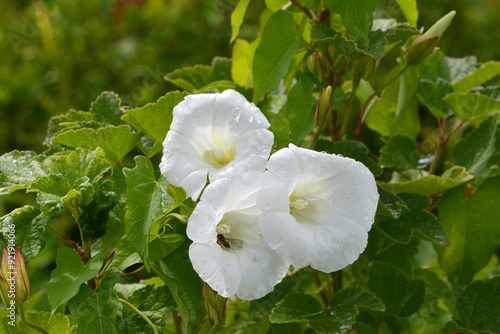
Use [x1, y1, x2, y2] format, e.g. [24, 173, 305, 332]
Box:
[310, 267, 329, 308]
[338, 75, 359, 140]
[331, 270, 343, 293]
[19, 306, 50, 334]
[291, 0, 314, 20]
[172, 309, 182, 334]
[119, 298, 159, 334]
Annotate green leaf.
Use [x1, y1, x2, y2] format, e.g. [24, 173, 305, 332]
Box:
[0, 205, 48, 261]
[53, 125, 139, 162]
[453, 114, 499, 174]
[410, 210, 449, 246]
[0, 151, 48, 195]
[265, 0, 288, 12]
[454, 276, 500, 332]
[149, 233, 185, 262]
[436, 177, 500, 286]
[376, 188, 407, 219]
[47, 248, 104, 310]
[18, 311, 77, 334]
[452, 61, 500, 93]
[151, 244, 205, 334]
[124, 156, 168, 271]
[270, 289, 384, 333]
[230, 0, 251, 43]
[365, 66, 420, 139]
[89, 91, 124, 126]
[444, 91, 500, 122]
[118, 284, 176, 334]
[164, 58, 232, 93]
[27, 174, 75, 219]
[46, 110, 95, 144]
[231, 39, 253, 88]
[324, 0, 377, 47]
[379, 136, 419, 168]
[80, 181, 118, 240]
[316, 139, 381, 176]
[270, 112, 291, 149]
[122, 91, 188, 144]
[417, 77, 453, 118]
[111, 236, 142, 271]
[367, 261, 425, 316]
[43, 148, 111, 186]
[69, 269, 120, 334]
[252, 10, 299, 102]
[381, 166, 473, 195]
[287, 76, 315, 144]
[395, 0, 418, 27]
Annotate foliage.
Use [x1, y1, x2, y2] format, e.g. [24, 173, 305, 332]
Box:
[0, 1, 499, 334]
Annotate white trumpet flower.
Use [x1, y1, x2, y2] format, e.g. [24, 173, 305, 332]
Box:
[187, 173, 289, 300]
[160, 90, 273, 200]
[257, 144, 379, 273]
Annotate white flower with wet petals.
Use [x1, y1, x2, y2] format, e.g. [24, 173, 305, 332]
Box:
[187, 173, 289, 300]
[160, 90, 273, 200]
[257, 144, 379, 273]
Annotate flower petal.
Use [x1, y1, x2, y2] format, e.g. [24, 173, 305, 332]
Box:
[256, 173, 290, 212]
[265, 146, 300, 190]
[189, 241, 241, 298]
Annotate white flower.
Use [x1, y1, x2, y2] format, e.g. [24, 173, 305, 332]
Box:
[257, 144, 379, 273]
[187, 173, 289, 300]
[160, 89, 274, 200]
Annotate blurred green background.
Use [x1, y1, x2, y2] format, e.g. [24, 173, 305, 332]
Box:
[0, 0, 498, 316]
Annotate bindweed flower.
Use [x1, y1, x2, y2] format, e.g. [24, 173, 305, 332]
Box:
[160, 89, 274, 200]
[1, 248, 30, 307]
[187, 173, 289, 300]
[257, 144, 379, 273]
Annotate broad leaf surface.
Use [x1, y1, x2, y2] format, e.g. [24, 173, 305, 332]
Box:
[395, 0, 418, 27]
[324, 0, 377, 47]
[124, 156, 168, 270]
[151, 244, 205, 334]
[48, 248, 104, 310]
[0, 205, 48, 261]
[444, 91, 500, 121]
[230, 0, 251, 43]
[452, 61, 500, 93]
[68, 269, 120, 334]
[287, 76, 315, 144]
[0, 151, 48, 195]
[89, 91, 124, 126]
[436, 177, 500, 286]
[252, 10, 299, 102]
[17, 311, 77, 334]
[122, 91, 188, 143]
[379, 136, 419, 168]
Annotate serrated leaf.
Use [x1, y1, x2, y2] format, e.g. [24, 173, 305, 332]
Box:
[452, 61, 500, 93]
[324, 0, 377, 47]
[444, 91, 500, 122]
[0, 206, 48, 261]
[45, 110, 95, 144]
[48, 248, 104, 310]
[69, 269, 120, 334]
[317, 139, 381, 176]
[252, 10, 299, 102]
[89, 91, 124, 126]
[270, 289, 384, 334]
[151, 244, 205, 334]
[410, 210, 448, 246]
[367, 261, 425, 316]
[454, 276, 500, 332]
[453, 114, 499, 174]
[53, 125, 139, 162]
[0, 151, 48, 195]
[28, 174, 74, 219]
[379, 136, 419, 168]
[117, 284, 176, 334]
[17, 311, 77, 334]
[310, 24, 364, 58]
[230, 0, 251, 43]
[417, 78, 453, 118]
[124, 156, 168, 271]
[287, 76, 315, 144]
[395, 0, 418, 27]
[376, 188, 407, 219]
[381, 166, 473, 195]
[436, 177, 500, 286]
[122, 91, 188, 144]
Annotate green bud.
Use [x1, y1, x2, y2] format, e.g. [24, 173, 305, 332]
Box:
[1, 248, 30, 307]
[404, 37, 438, 66]
[202, 282, 227, 328]
[412, 11, 456, 46]
[306, 52, 317, 74]
[316, 86, 333, 131]
[352, 54, 376, 80]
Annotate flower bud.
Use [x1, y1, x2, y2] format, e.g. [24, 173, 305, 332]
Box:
[404, 37, 438, 66]
[352, 54, 376, 80]
[316, 86, 333, 131]
[306, 52, 326, 81]
[412, 11, 455, 46]
[1, 248, 30, 307]
[202, 282, 227, 328]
